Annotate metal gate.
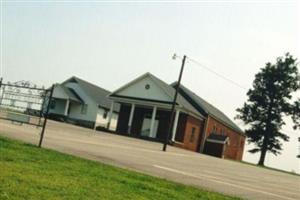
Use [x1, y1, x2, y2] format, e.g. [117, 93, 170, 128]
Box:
[0, 78, 54, 147]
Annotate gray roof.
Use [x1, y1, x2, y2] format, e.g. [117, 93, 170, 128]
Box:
[53, 84, 82, 103]
[172, 82, 244, 135]
[61, 85, 83, 102]
[63, 76, 120, 112]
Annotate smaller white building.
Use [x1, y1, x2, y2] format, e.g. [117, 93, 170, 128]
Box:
[49, 76, 119, 130]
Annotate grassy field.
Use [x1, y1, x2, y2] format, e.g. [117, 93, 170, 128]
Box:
[0, 136, 242, 200]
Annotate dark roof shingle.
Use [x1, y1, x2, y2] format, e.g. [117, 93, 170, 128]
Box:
[63, 76, 120, 112]
[172, 82, 244, 135]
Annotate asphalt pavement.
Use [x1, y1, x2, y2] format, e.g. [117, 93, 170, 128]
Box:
[0, 119, 299, 200]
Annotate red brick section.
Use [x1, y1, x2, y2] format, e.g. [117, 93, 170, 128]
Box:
[205, 116, 246, 161]
[116, 105, 245, 161]
[174, 115, 205, 152]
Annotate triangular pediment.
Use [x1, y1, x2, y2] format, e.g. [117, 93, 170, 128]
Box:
[52, 85, 69, 99]
[110, 73, 173, 102]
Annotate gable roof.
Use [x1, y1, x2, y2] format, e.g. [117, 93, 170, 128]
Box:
[62, 76, 119, 112]
[52, 84, 82, 103]
[109, 73, 203, 118]
[171, 82, 244, 135]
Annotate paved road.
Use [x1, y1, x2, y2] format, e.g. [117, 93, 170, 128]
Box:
[0, 119, 299, 200]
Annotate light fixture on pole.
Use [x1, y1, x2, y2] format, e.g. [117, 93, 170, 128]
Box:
[162, 54, 187, 151]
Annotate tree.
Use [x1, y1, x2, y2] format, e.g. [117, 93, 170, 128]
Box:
[236, 53, 300, 166]
[292, 99, 300, 159]
[292, 99, 300, 129]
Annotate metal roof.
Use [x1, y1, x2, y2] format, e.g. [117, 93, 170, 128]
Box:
[62, 76, 120, 112]
[171, 82, 245, 135]
[52, 84, 82, 103]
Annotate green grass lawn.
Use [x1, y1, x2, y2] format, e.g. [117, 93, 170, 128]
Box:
[0, 136, 242, 200]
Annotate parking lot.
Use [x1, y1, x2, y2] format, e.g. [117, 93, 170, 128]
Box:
[0, 119, 299, 200]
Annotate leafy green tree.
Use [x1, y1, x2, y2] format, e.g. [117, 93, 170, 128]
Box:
[292, 99, 300, 159]
[236, 53, 300, 166]
[292, 99, 300, 129]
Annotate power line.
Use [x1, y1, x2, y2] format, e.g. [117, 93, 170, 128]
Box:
[185, 56, 248, 90]
[176, 55, 300, 134]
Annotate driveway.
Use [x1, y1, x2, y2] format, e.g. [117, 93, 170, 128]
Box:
[0, 119, 299, 200]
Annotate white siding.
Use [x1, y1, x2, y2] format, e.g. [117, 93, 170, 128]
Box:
[64, 82, 97, 122]
[95, 108, 107, 127]
[117, 76, 172, 102]
[95, 108, 118, 131]
[49, 82, 119, 128]
[110, 113, 118, 131]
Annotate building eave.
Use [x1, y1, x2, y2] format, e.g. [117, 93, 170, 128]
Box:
[109, 95, 205, 121]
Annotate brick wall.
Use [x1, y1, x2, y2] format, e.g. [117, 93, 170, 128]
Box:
[205, 116, 245, 161]
[175, 115, 204, 152]
[116, 104, 245, 160]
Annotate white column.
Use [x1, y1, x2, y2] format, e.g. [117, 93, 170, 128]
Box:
[64, 99, 70, 116]
[171, 110, 180, 142]
[106, 101, 114, 130]
[127, 103, 135, 134]
[149, 106, 157, 138]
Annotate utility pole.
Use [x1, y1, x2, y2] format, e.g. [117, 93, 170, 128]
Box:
[163, 55, 187, 151]
[298, 137, 300, 158]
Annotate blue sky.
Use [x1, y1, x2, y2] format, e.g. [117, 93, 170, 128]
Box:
[1, 0, 299, 172]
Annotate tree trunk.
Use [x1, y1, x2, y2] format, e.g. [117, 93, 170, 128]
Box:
[258, 99, 273, 166]
[258, 136, 268, 166]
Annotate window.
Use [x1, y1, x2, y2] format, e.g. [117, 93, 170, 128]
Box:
[81, 104, 88, 114]
[50, 100, 56, 109]
[145, 84, 150, 90]
[190, 127, 196, 143]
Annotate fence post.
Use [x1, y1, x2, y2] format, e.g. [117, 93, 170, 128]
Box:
[37, 89, 48, 127]
[38, 84, 55, 148]
[0, 78, 3, 107]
